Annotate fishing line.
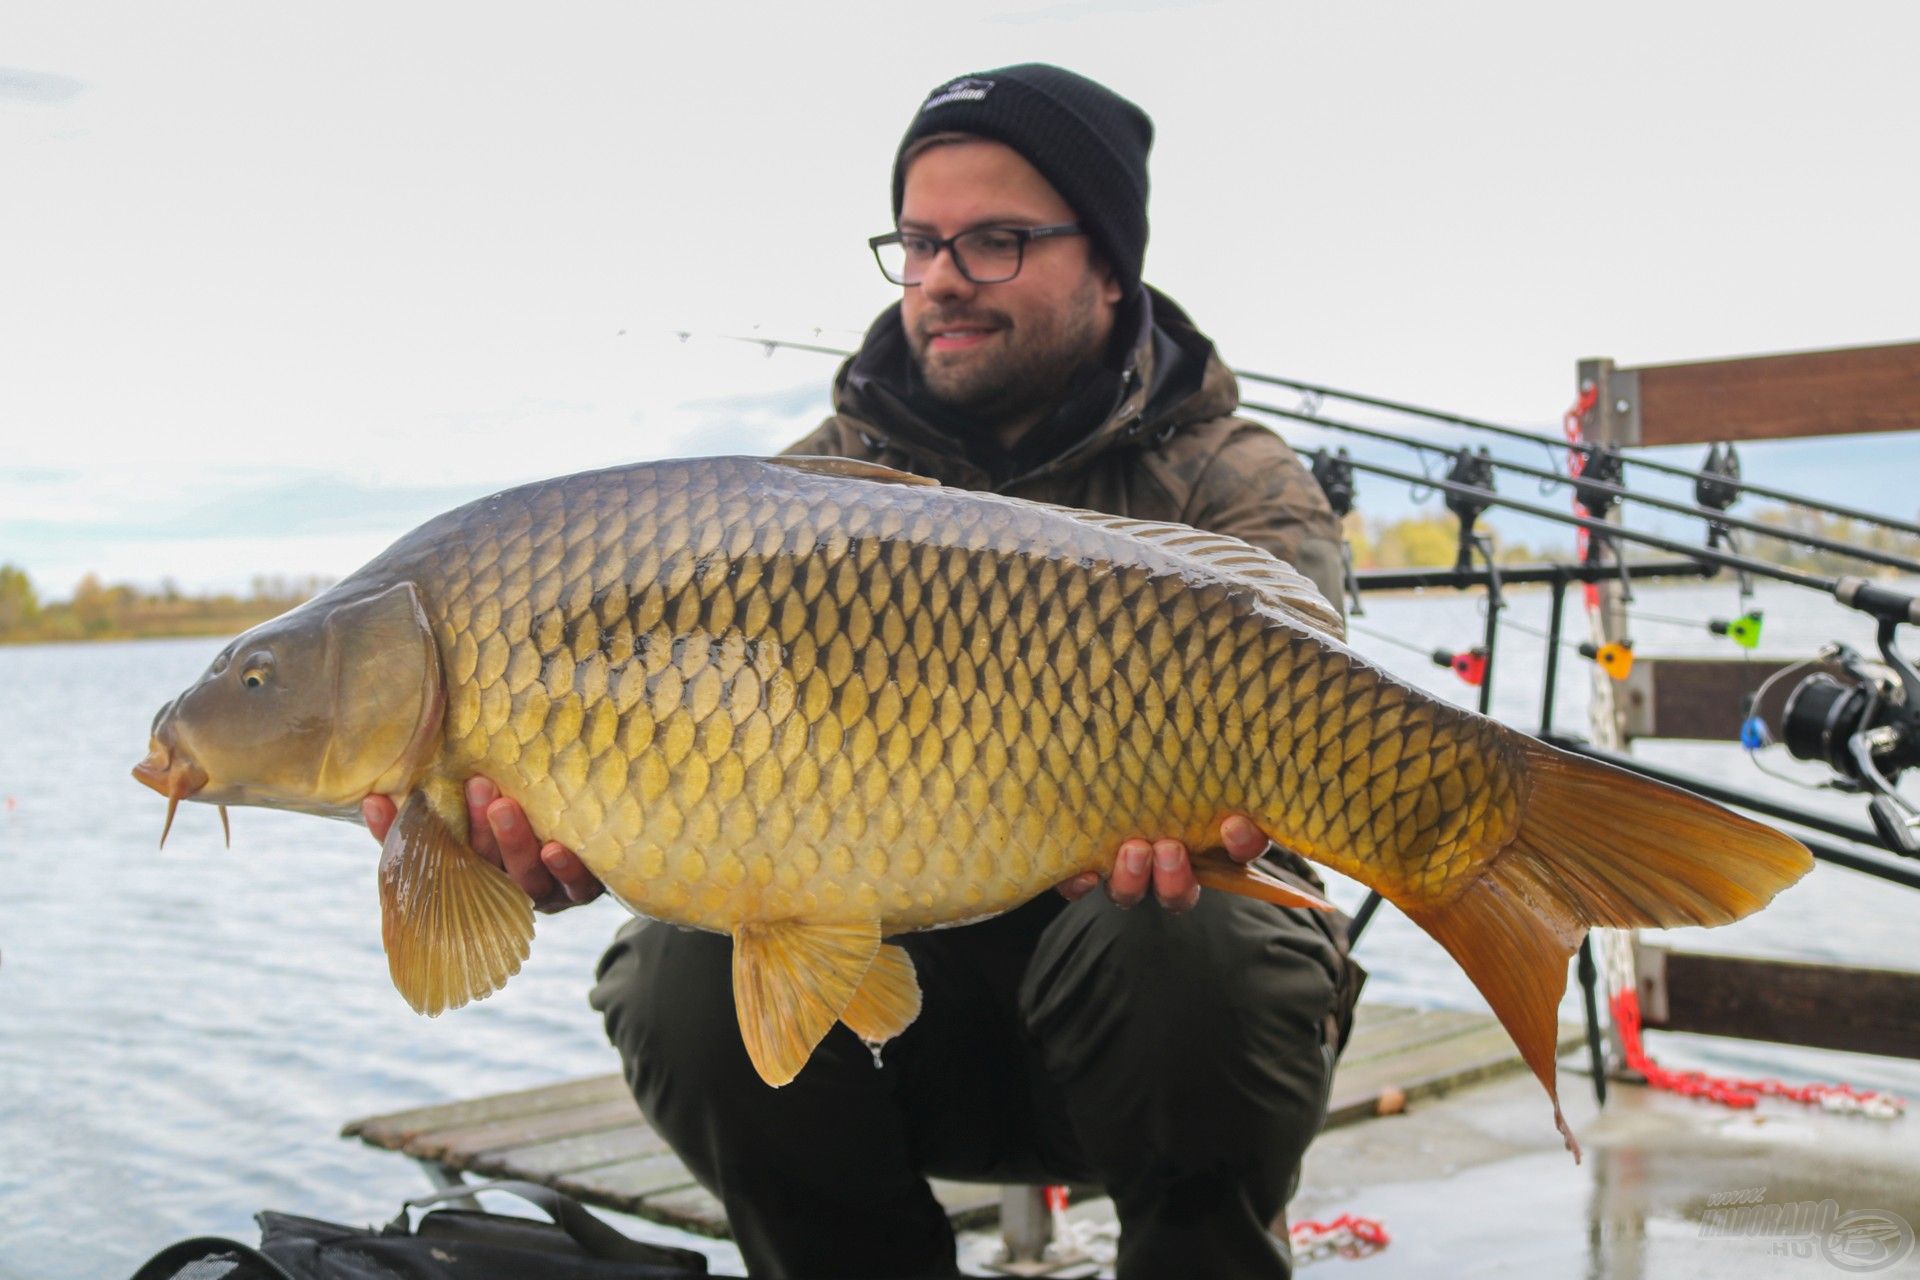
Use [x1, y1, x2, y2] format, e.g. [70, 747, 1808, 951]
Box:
[1237, 369, 1920, 541]
[1621, 607, 1755, 636]
[1485, 609, 1583, 654]
[1477, 597, 1587, 655]
[1733, 651, 1848, 792]
[1345, 620, 1440, 660]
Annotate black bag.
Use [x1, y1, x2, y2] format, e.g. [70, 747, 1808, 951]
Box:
[129, 1180, 721, 1280]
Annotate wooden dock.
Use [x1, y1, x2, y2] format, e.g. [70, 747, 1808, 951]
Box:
[342, 1003, 1584, 1240]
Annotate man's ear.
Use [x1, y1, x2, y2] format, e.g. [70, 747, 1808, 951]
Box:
[1090, 252, 1124, 306]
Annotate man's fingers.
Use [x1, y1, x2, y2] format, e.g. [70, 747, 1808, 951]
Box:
[541, 843, 605, 905]
[485, 796, 557, 901]
[1107, 839, 1153, 908]
[1152, 838, 1201, 912]
[1054, 871, 1101, 901]
[361, 796, 396, 843]
[466, 778, 502, 860]
[1221, 813, 1271, 863]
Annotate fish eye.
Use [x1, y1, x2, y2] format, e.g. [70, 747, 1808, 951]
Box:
[240, 651, 274, 690]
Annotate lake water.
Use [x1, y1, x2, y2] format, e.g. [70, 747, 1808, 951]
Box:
[3, 579, 1917, 1279]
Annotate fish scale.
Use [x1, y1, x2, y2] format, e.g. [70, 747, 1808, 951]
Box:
[139, 454, 1813, 1142]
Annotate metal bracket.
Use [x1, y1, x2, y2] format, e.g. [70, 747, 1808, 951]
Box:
[1633, 940, 1670, 1025]
[411, 1158, 485, 1213]
[984, 1186, 1095, 1276]
[1579, 358, 1643, 445]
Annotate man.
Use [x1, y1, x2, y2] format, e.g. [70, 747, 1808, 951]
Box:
[367, 64, 1355, 1278]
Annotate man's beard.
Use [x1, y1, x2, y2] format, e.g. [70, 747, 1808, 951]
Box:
[908, 275, 1109, 424]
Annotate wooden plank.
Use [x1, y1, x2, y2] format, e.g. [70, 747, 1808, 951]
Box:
[1348, 1001, 1422, 1031]
[412, 1097, 644, 1167]
[1338, 1008, 1489, 1063]
[465, 1120, 670, 1180]
[1325, 1020, 1586, 1127]
[556, 1152, 703, 1213]
[637, 1184, 733, 1238]
[342, 1073, 628, 1146]
[342, 1002, 1566, 1243]
[1629, 340, 1920, 446]
[1636, 943, 1920, 1058]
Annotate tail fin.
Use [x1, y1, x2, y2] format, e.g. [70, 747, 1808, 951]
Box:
[1402, 739, 1813, 1159]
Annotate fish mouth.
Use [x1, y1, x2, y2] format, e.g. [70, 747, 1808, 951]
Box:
[133, 737, 208, 799]
[133, 737, 211, 848]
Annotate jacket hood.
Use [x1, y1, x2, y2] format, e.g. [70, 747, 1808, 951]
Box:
[830, 286, 1240, 489]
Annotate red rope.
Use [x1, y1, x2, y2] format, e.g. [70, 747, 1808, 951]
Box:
[1289, 1213, 1390, 1259]
[1563, 384, 1600, 609]
[1609, 984, 1905, 1112]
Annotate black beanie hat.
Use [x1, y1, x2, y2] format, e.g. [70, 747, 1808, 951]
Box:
[891, 64, 1153, 296]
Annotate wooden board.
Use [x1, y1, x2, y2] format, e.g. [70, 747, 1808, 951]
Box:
[341, 1003, 1570, 1239]
[1635, 942, 1920, 1059]
[1613, 341, 1920, 446]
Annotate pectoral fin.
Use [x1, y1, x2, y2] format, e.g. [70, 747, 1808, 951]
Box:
[378, 786, 535, 1016]
[731, 919, 881, 1086]
[840, 943, 921, 1044]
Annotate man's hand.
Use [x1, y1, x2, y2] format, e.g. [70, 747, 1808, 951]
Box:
[1056, 814, 1270, 914]
[361, 778, 605, 914]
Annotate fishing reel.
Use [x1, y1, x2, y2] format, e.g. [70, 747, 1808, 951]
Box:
[1781, 605, 1920, 855]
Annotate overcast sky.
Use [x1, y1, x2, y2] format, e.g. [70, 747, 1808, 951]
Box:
[5, 0, 1917, 598]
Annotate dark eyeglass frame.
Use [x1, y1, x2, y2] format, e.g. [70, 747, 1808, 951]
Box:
[868, 223, 1085, 286]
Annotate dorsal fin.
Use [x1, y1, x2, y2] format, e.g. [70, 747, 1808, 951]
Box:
[763, 456, 940, 487]
[1035, 504, 1345, 639]
[761, 455, 1341, 637]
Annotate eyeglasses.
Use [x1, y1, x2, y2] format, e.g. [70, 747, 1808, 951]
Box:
[869, 223, 1084, 286]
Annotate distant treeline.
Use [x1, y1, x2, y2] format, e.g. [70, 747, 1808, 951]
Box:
[1742, 508, 1920, 577]
[1346, 513, 1550, 570]
[0, 567, 329, 644]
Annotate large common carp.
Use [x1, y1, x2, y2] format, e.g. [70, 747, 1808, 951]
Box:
[135, 456, 1811, 1153]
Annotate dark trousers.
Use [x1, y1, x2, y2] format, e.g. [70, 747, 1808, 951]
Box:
[590, 889, 1344, 1280]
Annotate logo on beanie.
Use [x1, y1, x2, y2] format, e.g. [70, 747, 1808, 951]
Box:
[922, 77, 994, 111]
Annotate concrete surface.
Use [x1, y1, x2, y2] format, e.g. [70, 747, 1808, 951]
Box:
[957, 1057, 1919, 1277]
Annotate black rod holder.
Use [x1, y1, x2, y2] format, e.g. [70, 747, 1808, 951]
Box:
[1540, 573, 1569, 737]
[1355, 559, 1715, 592]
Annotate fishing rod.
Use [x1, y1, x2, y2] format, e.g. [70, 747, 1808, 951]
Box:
[1247, 401, 1920, 578]
[1241, 368, 1920, 541]
[716, 332, 1920, 543]
[1299, 446, 1920, 606]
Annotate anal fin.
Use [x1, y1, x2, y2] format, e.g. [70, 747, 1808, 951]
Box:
[732, 919, 881, 1087]
[378, 784, 535, 1017]
[1191, 848, 1336, 912]
[840, 942, 921, 1044]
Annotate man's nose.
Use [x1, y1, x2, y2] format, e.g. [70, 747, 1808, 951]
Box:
[918, 245, 975, 304]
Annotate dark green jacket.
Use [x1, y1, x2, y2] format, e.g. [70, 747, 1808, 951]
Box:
[782, 288, 1346, 609]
